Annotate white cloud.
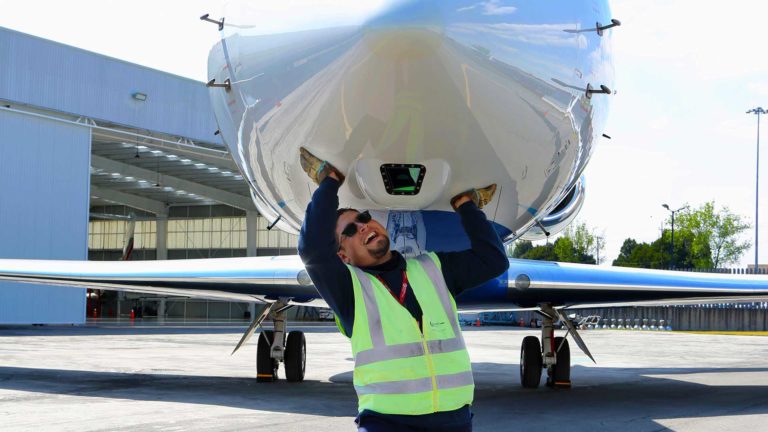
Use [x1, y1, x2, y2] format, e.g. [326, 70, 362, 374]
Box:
[456, 1, 517, 16]
[450, 22, 588, 48]
[586, 32, 614, 89]
[481, 0, 517, 16]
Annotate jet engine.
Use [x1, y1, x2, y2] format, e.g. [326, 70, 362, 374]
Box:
[520, 178, 585, 241]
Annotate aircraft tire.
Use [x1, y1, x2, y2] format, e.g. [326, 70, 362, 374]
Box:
[548, 337, 571, 388]
[520, 335, 542, 388]
[285, 331, 306, 382]
[257, 330, 279, 382]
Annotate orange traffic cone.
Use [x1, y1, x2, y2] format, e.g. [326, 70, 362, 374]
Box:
[475, 318, 481, 327]
[130, 309, 135, 320]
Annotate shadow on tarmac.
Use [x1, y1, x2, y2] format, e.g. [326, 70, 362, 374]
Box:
[2, 363, 768, 431]
[0, 366, 358, 417]
[0, 322, 339, 337]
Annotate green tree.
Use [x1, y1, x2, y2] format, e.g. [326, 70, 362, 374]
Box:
[514, 222, 602, 264]
[509, 240, 533, 258]
[561, 221, 600, 264]
[661, 228, 712, 269]
[519, 243, 559, 261]
[613, 230, 712, 269]
[612, 239, 665, 269]
[566, 222, 595, 258]
[553, 236, 578, 262]
[614, 238, 639, 265]
[675, 201, 751, 268]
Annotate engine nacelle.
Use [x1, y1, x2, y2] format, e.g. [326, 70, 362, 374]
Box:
[520, 178, 585, 241]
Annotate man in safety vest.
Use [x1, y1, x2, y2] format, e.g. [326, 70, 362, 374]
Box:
[298, 148, 509, 432]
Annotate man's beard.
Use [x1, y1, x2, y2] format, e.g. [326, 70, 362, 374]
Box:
[367, 236, 390, 260]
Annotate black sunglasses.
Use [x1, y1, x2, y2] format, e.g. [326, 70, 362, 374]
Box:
[339, 210, 372, 242]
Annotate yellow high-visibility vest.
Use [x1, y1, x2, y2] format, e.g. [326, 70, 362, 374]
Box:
[338, 252, 474, 415]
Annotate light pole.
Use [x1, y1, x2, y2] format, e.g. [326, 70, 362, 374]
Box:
[662, 204, 688, 268]
[747, 107, 765, 272]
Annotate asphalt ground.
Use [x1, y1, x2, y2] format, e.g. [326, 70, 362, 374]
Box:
[1, 321, 768, 431]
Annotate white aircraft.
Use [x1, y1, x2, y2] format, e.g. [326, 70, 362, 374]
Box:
[2, 0, 768, 389]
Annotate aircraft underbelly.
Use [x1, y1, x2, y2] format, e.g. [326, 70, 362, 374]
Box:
[208, 0, 615, 241]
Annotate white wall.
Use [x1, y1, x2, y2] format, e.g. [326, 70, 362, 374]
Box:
[0, 109, 90, 324]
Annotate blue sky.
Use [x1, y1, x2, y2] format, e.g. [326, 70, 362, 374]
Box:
[2, 0, 767, 266]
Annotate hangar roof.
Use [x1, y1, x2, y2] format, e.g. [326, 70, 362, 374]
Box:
[87, 119, 255, 214]
[0, 28, 254, 216]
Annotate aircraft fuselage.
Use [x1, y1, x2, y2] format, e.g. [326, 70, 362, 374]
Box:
[208, 0, 615, 252]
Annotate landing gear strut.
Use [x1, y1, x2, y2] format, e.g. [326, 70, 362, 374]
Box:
[519, 304, 583, 389]
[232, 299, 306, 383]
[548, 336, 571, 388]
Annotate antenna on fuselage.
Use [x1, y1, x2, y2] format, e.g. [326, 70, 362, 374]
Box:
[200, 13, 225, 31]
[534, 220, 551, 238]
[563, 19, 621, 36]
[267, 215, 282, 231]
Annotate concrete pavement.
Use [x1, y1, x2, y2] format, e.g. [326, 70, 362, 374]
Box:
[1, 322, 767, 431]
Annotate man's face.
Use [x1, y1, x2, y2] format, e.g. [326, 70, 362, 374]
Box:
[336, 210, 391, 267]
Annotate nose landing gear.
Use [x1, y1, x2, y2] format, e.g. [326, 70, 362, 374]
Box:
[519, 304, 592, 389]
[232, 299, 307, 383]
[520, 335, 543, 388]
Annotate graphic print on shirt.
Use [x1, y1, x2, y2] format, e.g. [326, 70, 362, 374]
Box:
[386, 210, 426, 257]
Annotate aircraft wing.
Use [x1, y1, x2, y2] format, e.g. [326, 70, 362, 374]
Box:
[2, 256, 768, 309]
[493, 259, 768, 309]
[0, 256, 322, 306]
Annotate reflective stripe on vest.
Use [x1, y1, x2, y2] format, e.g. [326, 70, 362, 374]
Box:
[351, 255, 467, 366]
[346, 253, 474, 414]
[354, 370, 474, 395]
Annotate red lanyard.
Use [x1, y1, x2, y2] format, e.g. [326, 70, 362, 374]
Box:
[376, 270, 409, 305]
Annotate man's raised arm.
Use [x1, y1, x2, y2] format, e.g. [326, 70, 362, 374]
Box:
[438, 185, 509, 296]
[296, 149, 354, 333]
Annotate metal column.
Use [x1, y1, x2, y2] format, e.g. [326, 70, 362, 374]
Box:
[246, 209, 259, 256]
[156, 216, 168, 260]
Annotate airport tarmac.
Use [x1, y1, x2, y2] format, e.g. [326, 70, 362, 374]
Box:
[1, 322, 768, 431]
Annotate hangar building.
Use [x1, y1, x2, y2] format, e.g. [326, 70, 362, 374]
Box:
[0, 27, 299, 324]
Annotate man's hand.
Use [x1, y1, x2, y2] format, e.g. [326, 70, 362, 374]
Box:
[451, 184, 497, 210]
[300, 147, 345, 185]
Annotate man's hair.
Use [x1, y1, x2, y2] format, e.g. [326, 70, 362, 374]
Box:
[336, 207, 358, 222]
[335, 208, 359, 251]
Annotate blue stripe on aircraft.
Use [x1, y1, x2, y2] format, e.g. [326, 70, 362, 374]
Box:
[507, 259, 768, 291]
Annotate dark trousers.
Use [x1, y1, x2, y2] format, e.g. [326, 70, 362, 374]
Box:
[357, 415, 472, 432]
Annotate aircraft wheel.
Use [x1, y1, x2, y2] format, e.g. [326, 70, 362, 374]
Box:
[520, 335, 542, 388]
[547, 336, 571, 388]
[284, 331, 306, 382]
[257, 330, 279, 382]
